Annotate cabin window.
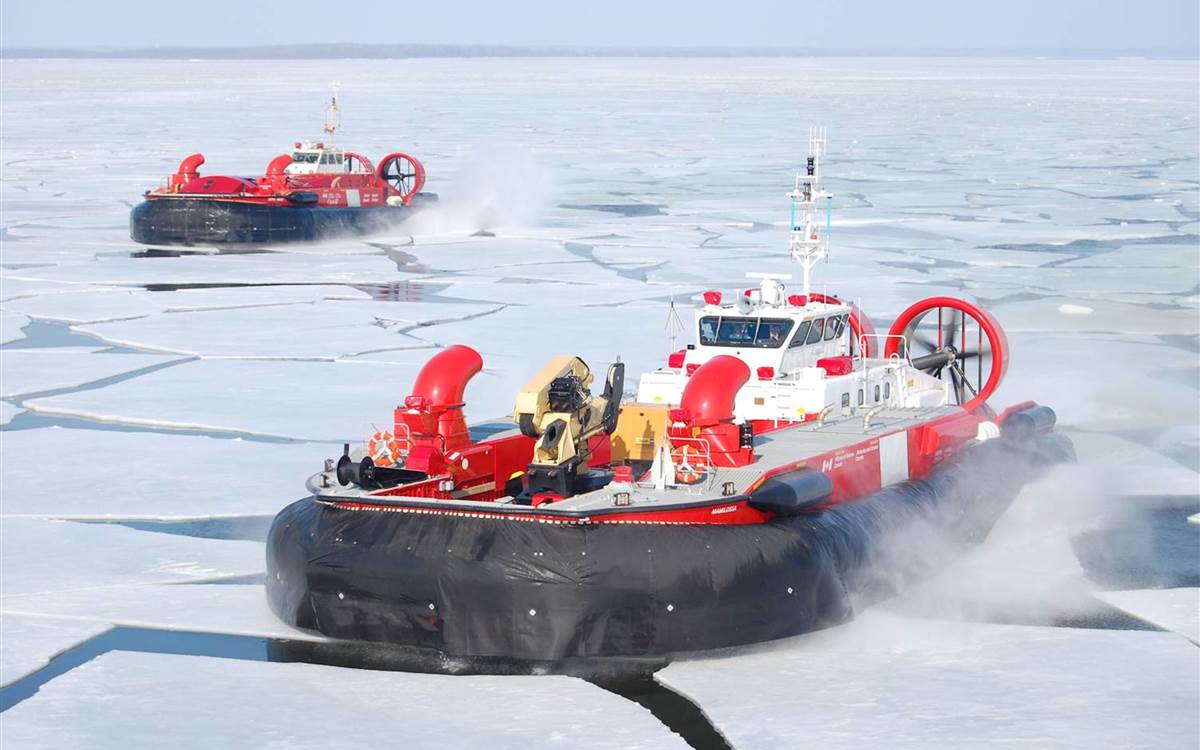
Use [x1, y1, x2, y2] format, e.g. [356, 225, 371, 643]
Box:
[698, 316, 793, 349]
[305, 154, 319, 163]
[826, 315, 847, 341]
[336, 154, 344, 164]
[319, 154, 328, 164]
[874, 384, 881, 402]
[858, 389, 864, 406]
[292, 152, 305, 162]
[884, 381, 891, 400]
[841, 393, 850, 408]
[788, 320, 812, 348]
[830, 314, 849, 338]
[804, 317, 826, 345]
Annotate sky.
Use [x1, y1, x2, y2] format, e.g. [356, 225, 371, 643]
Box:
[2, 0, 1197, 53]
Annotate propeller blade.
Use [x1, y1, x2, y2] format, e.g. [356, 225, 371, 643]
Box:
[943, 309, 961, 349]
[912, 331, 938, 352]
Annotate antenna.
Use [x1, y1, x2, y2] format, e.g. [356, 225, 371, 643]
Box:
[664, 297, 685, 353]
[788, 127, 831, 294]
[323, 83, 341, 139]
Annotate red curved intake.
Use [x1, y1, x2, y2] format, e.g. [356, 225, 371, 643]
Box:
[411, 345, 483, 408]
[266, 154, 293, 176]
[400, 345, 484, 451]
[178, 153, 205, 178]
[679, 355, 750, 426]
[169, 154, 205, 190]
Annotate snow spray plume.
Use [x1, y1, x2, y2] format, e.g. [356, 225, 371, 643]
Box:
[398, 145, 556, 237]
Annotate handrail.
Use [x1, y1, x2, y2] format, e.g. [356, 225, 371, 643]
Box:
[815, 403, 836, 427]
[857, 333, 910, 363]
[861, 404, 888, 432]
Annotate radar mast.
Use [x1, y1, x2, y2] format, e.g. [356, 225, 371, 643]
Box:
[322, 84, 341, 140]
[788, 128, 831, 294]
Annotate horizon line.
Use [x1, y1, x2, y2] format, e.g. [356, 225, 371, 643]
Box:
[3, 42, 1197, 60]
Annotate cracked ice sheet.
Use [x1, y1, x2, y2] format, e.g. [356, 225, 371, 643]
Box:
[1, 401, 24, 425]
[25, 301, 691, 440]
[659, 611, 1199, 750]
[0, 519, 263, 598]
[73, 299, 497, 359]
[0, 284, 373, 325]
[1097, 588, 1200, 644]
[0, 651, 689, 750]
[992, 333, 1200, 435]
[24, 359, 425, 442]
[0, 615, 111, 688]
[0, 428, 326, 517]
[1058, 431, 1200, 497]
[0, 348, 183, 399]
[3, 251, 413, 287]
[1, 310, 29, 344]
[436, 278, 684, 307]
[983, 295, 1197, 336]
[0, 584, 318, 646]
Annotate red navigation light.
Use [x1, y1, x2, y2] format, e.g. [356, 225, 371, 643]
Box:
[743, 289, 753, 297]
[686, 363, 700, 376]
[787, 294, 808, 307]
[404, 395, 430, 411]
[668, 349, 686, 368]
[294, 142, 302, 149]
[702, 290, 722, 306]
[668, 408, 692, 424]
[757, 366, 775, 381]
[316, 142, 325, 149]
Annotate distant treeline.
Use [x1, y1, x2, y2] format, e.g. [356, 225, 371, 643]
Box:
[2, 44, 1193, 59]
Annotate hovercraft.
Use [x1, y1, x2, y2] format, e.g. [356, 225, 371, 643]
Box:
[131, 92, 435, 245]
[266, 132, 1074, 662]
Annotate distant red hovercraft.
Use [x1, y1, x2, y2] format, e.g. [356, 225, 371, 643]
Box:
[131, 93, 434, 245]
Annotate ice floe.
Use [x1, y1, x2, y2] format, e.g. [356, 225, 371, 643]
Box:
[1098, 588, 1200, 644]
[1, 651, 689, 749]
[0, 519, 264, 597]
[659, 610, 1200, 750]
[0, 614, 111, 688]
[0, 427, 327, 517]
[0, 348, 183, 399]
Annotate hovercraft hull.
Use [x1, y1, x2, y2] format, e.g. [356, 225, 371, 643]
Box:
[130, 193, 436, 245]
[265, 431, 1073, 662]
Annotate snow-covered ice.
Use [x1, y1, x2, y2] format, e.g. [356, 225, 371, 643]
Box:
[1098, 588, 1200, 645]
[0, 519, 264, 596]
[0, 428, 326, 517]
[0, 651, 690, 750]
[659, 611, 1200, 750]
[0, 348, 183, 399]
[1, 585, 319, 645]
[0, 614, 111, 688]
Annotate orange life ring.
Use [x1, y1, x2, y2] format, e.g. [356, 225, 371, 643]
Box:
[368, 431, 402, 466]
[673, 445, 708, 485]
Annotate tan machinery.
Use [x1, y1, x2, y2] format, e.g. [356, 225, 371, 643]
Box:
[512, 355, 624, 498]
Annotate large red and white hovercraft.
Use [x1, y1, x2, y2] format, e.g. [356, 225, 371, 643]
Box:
[266, 132, 1073, 664]
[131, 92, 434, 245]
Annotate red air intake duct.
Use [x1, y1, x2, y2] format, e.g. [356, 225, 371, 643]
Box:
[396, 345, 483, 454]
[672, 355, 752, 467]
